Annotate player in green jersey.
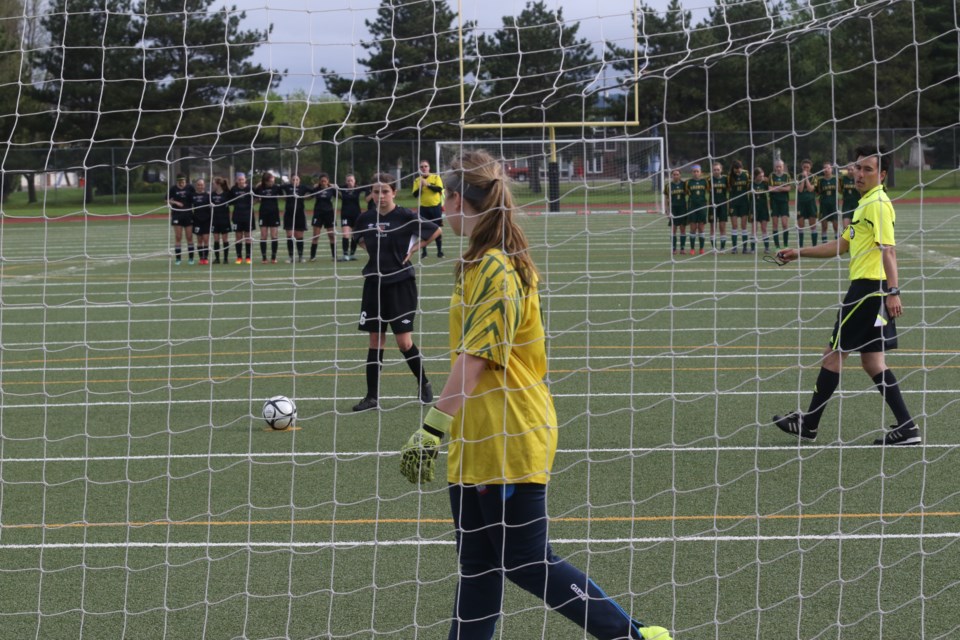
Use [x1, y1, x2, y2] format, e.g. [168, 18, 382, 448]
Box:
[817, 162, 840, 244]
[752, 167, 771, 254]
[840, 162, 860, 231]
[727, 160, 752, 254]
[685, 165, 709, 254]
[710, 162, 730, 252]
[665, 169, 688, 254]
[769, 160, 792, 249]
[796, 159, 819, 247]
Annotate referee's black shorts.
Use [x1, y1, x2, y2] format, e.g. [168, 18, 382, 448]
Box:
[830, 279, 898, 353]
[358, 277, 418, 335]
[419, 204, 443, 226]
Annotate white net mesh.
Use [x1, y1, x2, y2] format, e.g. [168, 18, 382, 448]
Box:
[1, 0, 958, 638]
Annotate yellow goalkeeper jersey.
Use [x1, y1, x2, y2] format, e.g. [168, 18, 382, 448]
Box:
[446, 249, 557, 485]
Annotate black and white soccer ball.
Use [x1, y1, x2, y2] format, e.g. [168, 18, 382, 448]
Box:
[262, 395, 297, 430]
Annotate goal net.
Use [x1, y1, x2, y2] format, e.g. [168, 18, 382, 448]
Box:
[1, 0, 958, 638]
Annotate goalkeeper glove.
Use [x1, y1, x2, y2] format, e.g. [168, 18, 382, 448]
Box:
[400, 407, 453, 484]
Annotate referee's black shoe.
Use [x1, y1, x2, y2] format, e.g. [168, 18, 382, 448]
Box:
[874, 423, 921, 446]
[773, 412, 818, 442]
[352, 396, 378, 412]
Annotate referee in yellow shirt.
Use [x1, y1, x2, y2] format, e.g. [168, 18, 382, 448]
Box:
[399, 150, 672, 640]
[772, 144, 919, 446]
[412, 159, 445, 258]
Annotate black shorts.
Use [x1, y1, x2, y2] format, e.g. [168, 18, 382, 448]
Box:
[232, 212, 253, 233]
[419, 205, 443, 226]
[284, 210, 307, 232]
[212, 216, 232, 234]
[358, 277, 418, 335]
[259, 211, 281, 228]
[171, 213, 193, 227]
[192, 214, 211, 236]
[669, 210, 688, 226]
[312, 210, 335, 229]
[341, 211, 361, 229]
[830, 279, 898, 353]
[713, 204, 728, 222]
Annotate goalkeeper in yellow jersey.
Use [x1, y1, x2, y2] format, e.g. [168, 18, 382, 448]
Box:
[400, 150, 672, 640]
[773, 144, 919, 446]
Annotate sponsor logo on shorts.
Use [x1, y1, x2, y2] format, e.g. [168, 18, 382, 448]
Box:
[570, 583, 588, 602]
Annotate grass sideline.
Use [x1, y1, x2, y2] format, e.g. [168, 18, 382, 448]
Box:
[0, 205, 959, 638]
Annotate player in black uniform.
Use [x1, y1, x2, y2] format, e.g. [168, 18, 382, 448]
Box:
[338, 173, 366, 261]
[309, 173, 338, 262]
[209, 177, 232, 264]
[282, 174, 310, 263]
[254, 172, 283, 263]
[190, 178, 211, 265]
[167, 174, 196, 265]
[351, 172, 442, 412]
[230, 173, 254, 264]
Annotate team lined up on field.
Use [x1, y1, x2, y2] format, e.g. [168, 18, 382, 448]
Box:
[165, 165, 446, 266]
[665, 159, 861, 255]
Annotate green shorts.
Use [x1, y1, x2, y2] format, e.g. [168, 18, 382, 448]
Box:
[688, 206, 708, 224]
[729, 197, 750, 218]
[819, 200, 838, 220]
[771, 198, 790, 217]
[797, 195, 817, 219]
[713, 204, 728, 222]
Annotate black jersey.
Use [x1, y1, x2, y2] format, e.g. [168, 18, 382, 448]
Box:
[283, 184, 310, 217]
[339, 186, 367, 217]
[167, 185, 195, 213]
[254, 184, 284, 216]
[229, 185, 254, 215]
[191, 190, 210, 213]
[211, 191, 231, 221]
[313, 186, 338, 214]
[355, 206, 438, 284]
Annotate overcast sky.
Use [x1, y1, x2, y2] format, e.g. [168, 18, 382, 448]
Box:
[230, 0, 709, 96]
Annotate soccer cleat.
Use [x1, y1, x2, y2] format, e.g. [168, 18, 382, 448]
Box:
[245, 258, 252, 264]
[188, 259, 195, 265]
[285, 258, 295, 264]
[874, 424, 921, 446]
[689, 249, 695, 255]
[309, 256, 318, 262]
[419, 380, 433, 404]
[672, 249, 678, 255]
[271, 258, 278, 264]
[731, 248, 738, 254]
[773, 412, 818, 442]
[175, 259, 181, 265]
[639, 627, 673, 640]
[213, 257, 220, 264]
[352, 396, 379, 412]
[235, 258, 243, 264]
[699, 249, 705, 255]
[437, 252, 445, 258]
[262, 259, 268, 264]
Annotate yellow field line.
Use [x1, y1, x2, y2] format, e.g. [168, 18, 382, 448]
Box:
[0, 363, 952, 387]
[5, 344, 960, 368]
[6, 511, 958, 531]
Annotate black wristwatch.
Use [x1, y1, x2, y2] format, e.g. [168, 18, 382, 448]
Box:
[887, 287, 901, 296]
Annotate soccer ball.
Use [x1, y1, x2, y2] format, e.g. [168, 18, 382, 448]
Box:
[262, 395, 297, 430]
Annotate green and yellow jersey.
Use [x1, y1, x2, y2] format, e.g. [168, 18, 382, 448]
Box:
[710, 175, 729, 206]
[728, 170, 751, 216]
[769, 171, 791, 205]
[412, 173, 444, 208]
[753, 178, 770, 218]
[446, 249, 558, 485]
[665, 179, 687, 216]
[842, 184, 895, 281]
[685, 177, 709, 219]
[841, 174, 860, 215]
[817, 175, 838, 216]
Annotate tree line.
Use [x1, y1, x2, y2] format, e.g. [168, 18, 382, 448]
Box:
[1, 0, 957, 202]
